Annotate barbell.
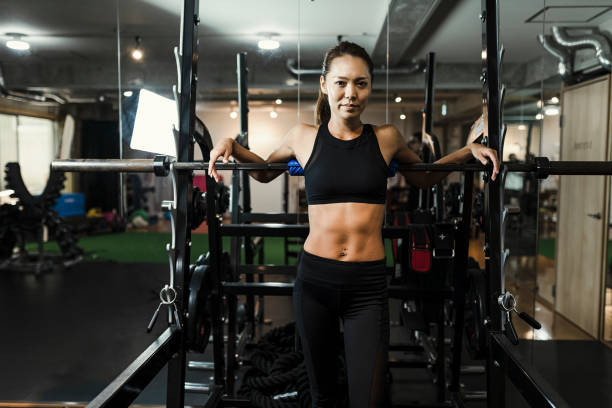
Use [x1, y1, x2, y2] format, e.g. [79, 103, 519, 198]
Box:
[51, 156, 612, 178]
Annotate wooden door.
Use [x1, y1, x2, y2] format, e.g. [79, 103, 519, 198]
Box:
[556, 75, 610, 338]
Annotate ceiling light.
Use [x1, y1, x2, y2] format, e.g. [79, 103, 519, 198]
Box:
[441, 103, 447, 116]
[535, 113, 543, 120]
[131, 49, 143, 60]
[400, 114, 406, 120]
[5, 33, 30, 51]
[536, 100, 543, 108]
[229, 111, 238, 119]
[518, 124, 527, 131]
[285, 78, 302, 86]
[543, 105, 560, 116]
[6, 39, 30, 51]
[549, 96, 559, 104]
[131, 36, 143, 61]
[275, 99, 282, 105]
[123, 90, 133, 97]
[258, 39, 280, 50]
[270, 110, 278, 119]
[394, 96, 402, 103]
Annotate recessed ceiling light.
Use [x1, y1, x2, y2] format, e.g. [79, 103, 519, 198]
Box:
[285, 78, 302, 87]
[131, 36, 143, 61]
[6, 39, 29, 51]
[258, 39, 280, 50]
[131, 49, 143, 61]
[123, 91, 134, 97]
[394, 96, 402, 103]
[544, 105, 560, 116]
[5, 33, 30, 51]
[400, 114, 406, 120]
[275, 99, 282, 105]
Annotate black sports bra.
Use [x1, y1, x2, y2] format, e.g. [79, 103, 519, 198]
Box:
[303, 124, 388, 205]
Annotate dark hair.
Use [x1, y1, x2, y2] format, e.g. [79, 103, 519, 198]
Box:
[315, 41, 374, 125]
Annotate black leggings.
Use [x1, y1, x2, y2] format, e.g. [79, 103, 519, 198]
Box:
[293, 250, 389, 408]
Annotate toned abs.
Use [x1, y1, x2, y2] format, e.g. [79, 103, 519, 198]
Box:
[304, 202, 386, 261]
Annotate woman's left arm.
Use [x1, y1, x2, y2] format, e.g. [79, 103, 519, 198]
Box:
[391, 124, 499, 188]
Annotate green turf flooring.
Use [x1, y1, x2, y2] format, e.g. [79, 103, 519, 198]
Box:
[27, 231, 396, 266]
[538, 238, 555, 260]
[38, 231, 593, 265]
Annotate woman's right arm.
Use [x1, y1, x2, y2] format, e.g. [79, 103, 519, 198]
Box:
[208, 125, 299, 183]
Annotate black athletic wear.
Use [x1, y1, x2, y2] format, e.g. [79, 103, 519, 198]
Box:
[296, 123, 390, 406]
[294, 250, 389, 407]
[304, 124, 388, 205]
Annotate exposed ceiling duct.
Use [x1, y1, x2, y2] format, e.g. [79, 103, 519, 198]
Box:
[0, 64, 7, 97]
[538, 26, 612, 83]
[0, 62, 67, 105]
[285, 58, 425, 78]
[552, 26, 611, 71]
[537, 34, 572, 80]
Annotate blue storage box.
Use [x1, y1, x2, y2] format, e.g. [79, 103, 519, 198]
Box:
[51, 193, 85, 217]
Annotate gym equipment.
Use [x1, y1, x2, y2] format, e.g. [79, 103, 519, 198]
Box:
[465, 267, 487, 360]
[186, 254, 212, 353]
[191, 181, 229, 230]
[236, 323, 332, 408]
[0, 162, 83, 274]
[52, 155, 612, 178]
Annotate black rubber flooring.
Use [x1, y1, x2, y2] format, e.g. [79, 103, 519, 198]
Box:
[0, 261, 171, 404]
[1, 261, 610, 407]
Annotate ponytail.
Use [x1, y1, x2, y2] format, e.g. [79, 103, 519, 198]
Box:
[315, 90, 331, 125]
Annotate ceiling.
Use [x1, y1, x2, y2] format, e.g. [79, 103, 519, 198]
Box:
[0, 0, 611, 104]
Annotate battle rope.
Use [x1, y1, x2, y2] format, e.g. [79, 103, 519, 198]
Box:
[238, 323, 348, 408]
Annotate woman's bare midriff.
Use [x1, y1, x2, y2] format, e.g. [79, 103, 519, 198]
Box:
[303, 202, 386, 261]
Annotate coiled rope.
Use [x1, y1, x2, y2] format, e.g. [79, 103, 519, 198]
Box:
[238, 323, 348, 408]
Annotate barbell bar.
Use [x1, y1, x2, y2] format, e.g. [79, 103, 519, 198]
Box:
[51, 156, 612, 179]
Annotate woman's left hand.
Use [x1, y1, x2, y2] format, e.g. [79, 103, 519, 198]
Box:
[468, 143, 500, 181]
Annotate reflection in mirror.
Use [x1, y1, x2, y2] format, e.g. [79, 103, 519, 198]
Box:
[0, 2, 119, 200]
[117, 1, 182, 218]
[531, 1, 612, 348]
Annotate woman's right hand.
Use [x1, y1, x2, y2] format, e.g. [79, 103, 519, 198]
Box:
[208, 138, 234, 182]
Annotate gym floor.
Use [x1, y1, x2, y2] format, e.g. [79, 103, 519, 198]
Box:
[2, 232, 612, 407]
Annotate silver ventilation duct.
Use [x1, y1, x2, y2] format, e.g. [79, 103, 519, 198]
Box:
[285, 58, 425, 77]
[0, 64, 6, 96]
[537, 34, 572, 80]
[0, 63, 66, 105]
[551, 26, 611, 71]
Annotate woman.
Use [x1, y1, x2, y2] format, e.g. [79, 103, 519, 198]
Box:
[208, 41, 499, 407]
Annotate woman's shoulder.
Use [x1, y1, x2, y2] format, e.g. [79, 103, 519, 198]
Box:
[288, 122, 318, 141]
[372, 123, 401, 137]
[292, 122, 318, 134]
[372, 124, 403, 144]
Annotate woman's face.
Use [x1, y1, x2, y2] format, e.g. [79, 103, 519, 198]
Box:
[320, 54, 372, 122]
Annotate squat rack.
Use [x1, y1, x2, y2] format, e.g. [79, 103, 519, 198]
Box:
[51, 0, 609, 407]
